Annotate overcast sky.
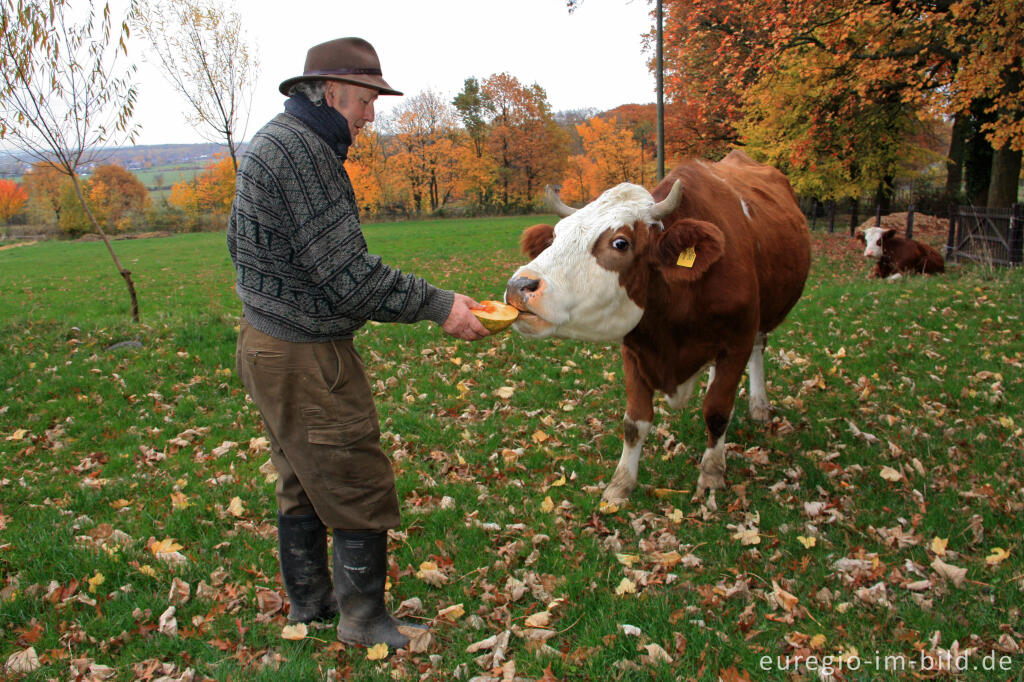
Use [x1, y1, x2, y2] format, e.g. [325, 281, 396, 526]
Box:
[125, 0, 657, 147]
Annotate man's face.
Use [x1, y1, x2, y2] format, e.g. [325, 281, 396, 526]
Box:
[325, 82, 378, 141]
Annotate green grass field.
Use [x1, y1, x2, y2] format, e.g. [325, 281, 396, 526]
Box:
[1, 218, 1022, 680]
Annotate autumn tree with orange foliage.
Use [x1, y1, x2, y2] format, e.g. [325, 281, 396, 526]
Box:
[347, 127, 387, 215]
[21, 162, 66, 226]
[388, 90, 470, 214]
[169, 155, 236, 230]
[0, 179, 29, 226]
[481, 73, 569, 212]
[59, 164, 149, 236]
[660, 0, 1022, 207]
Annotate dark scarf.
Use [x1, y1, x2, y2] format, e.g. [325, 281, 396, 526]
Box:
[284, 94, 352, 161]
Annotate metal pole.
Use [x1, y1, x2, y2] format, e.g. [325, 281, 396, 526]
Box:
[656, 0, 665, 182]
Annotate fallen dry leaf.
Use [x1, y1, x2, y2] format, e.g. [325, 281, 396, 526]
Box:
[5, 647, 39, 673]
[615, 577, 637, 595]
[879, 466, 902, 482]
[158, 606, 177, 637]
[366, 642, 388, 660]
[436, 603, 464, 621]
[772, 580, 799, 612]
[985, 547, 1010, 566]
[227, 496, 246, 517]
[281, 623, 308, 640]
[525, 611, 551, 628]
[931, 557, 967, 587]
[929, 537, 948, 556]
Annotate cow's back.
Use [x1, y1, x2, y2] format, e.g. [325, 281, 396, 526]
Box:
[651, 151, 810, 332]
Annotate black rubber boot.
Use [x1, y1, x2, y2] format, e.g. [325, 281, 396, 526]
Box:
[333, 530, 427, 649]
[277, 513, 339, 623]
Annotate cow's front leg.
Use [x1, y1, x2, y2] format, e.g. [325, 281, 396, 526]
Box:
[603, 351, 654, 504]
[695, 352, 746, 497]
[747, 332, 770, 423]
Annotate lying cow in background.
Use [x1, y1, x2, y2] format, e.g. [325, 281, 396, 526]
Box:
[505, 150, 811, 502]
[858, 227, 945, 278]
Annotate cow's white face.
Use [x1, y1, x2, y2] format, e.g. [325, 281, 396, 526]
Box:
[505, 184, 660, 343]
[862, 227, 887, 259]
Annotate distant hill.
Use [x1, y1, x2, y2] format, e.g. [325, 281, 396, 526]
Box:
[0, 142, 240, 180]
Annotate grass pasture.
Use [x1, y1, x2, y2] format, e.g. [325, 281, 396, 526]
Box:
[1, 217, 1022, 681]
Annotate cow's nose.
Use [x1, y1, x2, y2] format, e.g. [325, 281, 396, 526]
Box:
[508, 276, 541, 294]
[506, 275, 543, 308]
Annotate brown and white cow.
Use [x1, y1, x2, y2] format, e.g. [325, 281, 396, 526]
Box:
[858, 227, 944, 278]
[505, 150, 811, 502]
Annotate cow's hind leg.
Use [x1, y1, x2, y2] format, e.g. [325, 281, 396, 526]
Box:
[603, 351, 654, 505]
[747, 332, 770, 423]
[695, 352, 746, 498]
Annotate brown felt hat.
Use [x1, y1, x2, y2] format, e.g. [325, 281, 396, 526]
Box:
[278, 37, 402, 96]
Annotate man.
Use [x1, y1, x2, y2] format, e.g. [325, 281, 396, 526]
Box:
[227, 37, 490, 650]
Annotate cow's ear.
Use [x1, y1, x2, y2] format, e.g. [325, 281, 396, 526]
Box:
[521, 224, 555, 259]
[883, 229, 898, 241]
[652, 218, 725, 282]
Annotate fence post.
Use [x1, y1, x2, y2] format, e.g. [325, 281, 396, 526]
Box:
[1010, 203, 1023, 266]
[828, 200, 836, 234]
[945, 205, 957, 262]
[874, 203, 882, 227]
[906, 204, 915, 239]
[849, 198, 859, 237]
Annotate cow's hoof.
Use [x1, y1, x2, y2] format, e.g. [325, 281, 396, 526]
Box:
[749, 404, 771, 423]
[602, 471, 636, 504]
[696, 471, 726, 496]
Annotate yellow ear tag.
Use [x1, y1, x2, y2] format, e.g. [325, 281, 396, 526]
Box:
[676, 246, 697, 268]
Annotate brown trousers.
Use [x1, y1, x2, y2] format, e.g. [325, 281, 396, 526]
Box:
[235, 319, 400, 531]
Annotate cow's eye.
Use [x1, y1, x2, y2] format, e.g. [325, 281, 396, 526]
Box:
[611, 237, 630, 251]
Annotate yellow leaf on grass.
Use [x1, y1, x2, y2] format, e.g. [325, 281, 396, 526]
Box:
[436, 603, 465, 620]
[666, 508, 684, 524]
[281, 623, 307, 640]
[138, 564, 157, 577]
[111, 498, 132, 510]
[614, 578, 637, 595]
[531, 430, 550, 444]
[366, 642, 389, 660]
[6, 429, 28, 442]
[599, 500, 619, 515]
[149, 538, 183, 555]
[986, 547, 1010, 566]
[810, 633, 827, 649]
[170, 491, 190, 510]
[550, 475, 566, 487]
[87, 572, 105, 593]
[540, 496, 555, 513]
[930, 537, 948, 556]
[797, 536, 817, 549]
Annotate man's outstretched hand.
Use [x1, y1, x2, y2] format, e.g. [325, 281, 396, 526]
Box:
[442, 294, 491, 341]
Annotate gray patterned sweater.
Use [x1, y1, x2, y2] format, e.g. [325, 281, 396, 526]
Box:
[227, 112, 454, 342]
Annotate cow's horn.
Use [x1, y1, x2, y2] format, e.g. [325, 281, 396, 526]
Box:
[649, 180, 683, 221]
[545, 185, 576, 218]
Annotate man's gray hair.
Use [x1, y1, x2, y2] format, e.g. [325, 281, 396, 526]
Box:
[288, 80, 327, 104]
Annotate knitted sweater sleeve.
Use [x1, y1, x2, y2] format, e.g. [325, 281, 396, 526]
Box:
[285, 140, 454, 327]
